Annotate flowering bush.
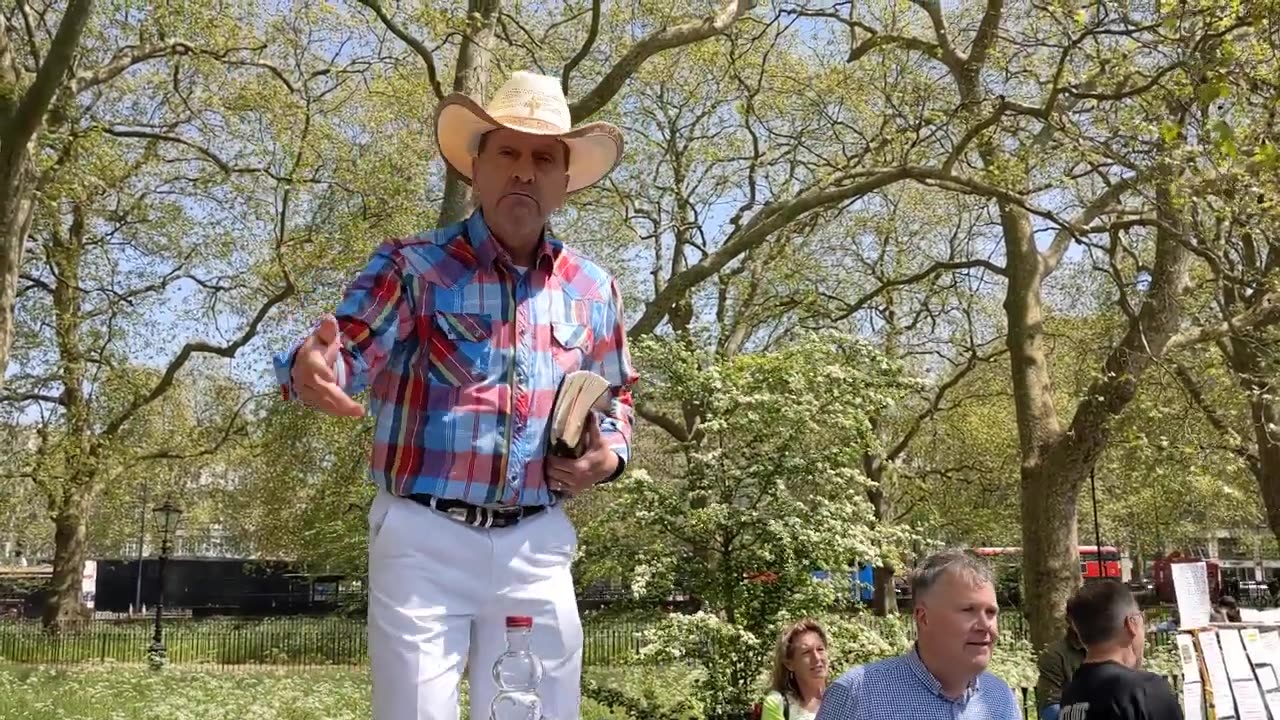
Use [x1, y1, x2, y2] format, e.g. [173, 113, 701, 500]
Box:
[579, 333, 922, 712]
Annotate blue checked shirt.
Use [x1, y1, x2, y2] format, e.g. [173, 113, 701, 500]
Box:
[815, 647, 1022, 720]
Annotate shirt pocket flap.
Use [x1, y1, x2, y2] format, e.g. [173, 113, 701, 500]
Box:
[434, 311, 492, 342]
[552, 321, 590, 349]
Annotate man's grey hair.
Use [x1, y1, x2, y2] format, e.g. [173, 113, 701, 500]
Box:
[910, 550, 996, 601]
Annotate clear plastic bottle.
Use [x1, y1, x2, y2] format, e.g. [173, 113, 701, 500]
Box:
[489, 615, 544, 720]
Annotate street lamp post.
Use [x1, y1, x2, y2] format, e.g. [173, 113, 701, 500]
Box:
[148, 500, 182, 667]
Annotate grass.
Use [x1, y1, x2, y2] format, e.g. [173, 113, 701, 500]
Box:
[0, 665, 374, 720]
[0, 665, 638, 720]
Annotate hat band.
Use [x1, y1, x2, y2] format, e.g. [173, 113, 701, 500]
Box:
[489, 115, 568, 134]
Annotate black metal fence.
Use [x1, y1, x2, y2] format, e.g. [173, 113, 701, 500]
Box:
[0, 612, 1177, 669]
[0, 616, 661, 668]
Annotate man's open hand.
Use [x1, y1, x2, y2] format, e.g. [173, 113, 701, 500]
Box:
[546, 414, 618, 496]
[290, 314, 364, 418]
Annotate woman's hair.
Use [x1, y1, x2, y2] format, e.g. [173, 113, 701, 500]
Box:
[768, 618, 829, 697]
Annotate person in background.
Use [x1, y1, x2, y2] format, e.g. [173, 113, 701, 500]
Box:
[815, 551, 1021, 720]
[1216, 595, 1242, 622]
[1035, 621, 1086, 720]
[1059, 581, 1182, 720]
[760, 619, 829, 720]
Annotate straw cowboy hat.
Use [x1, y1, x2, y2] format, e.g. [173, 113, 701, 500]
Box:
[434, 71, 624, 194]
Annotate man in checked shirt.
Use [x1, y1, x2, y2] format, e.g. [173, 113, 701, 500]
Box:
[815, 551, 1022, 720]
[272, 71, 637, 720]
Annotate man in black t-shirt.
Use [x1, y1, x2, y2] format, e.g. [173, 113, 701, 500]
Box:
[1058, 581, 1183, 720]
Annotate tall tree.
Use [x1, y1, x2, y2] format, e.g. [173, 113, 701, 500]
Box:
[792, 0, 1280, 646]
[0, 1, 385, 629]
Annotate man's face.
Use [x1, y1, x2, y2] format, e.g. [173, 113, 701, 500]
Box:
[915, 572, 999, 679]
[471, 128, 569, 235]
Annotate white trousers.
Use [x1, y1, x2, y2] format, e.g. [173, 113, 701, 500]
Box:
[366, 490, 583, 720]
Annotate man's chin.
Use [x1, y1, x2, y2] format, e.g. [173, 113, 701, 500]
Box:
[964, 644, 993, 666]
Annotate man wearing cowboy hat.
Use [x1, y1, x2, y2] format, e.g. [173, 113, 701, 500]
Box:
[271, 70, 637, 720]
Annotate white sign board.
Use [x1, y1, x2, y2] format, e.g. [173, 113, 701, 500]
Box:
[81, 559, 96, 610]
[1172, 561, 1212, 629]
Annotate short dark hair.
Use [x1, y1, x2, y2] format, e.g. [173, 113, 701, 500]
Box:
[1066, 581, 1139, 646]
[476, 130, 570, 167]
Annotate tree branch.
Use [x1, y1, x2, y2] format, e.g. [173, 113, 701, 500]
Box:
[1168, 293, 1280, 352]
[561, 0, 602, 94]
[1042, 177, 1136, 276]
[636, 400, 690, 442]
[630, 163, 1069, 336]
[100, 281, 294, 441]
[568, 0, 756, 121]
[70, 40, 195, 94]
[354, 0, 446, 100]
[6, 0, 93, 150]
[886, 347, 1005, 461]
[133, 393, 261, 462]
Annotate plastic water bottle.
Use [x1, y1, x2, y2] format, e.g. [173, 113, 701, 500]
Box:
[490, 615, 544, 720]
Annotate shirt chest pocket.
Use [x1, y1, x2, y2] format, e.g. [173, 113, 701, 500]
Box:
[427, 311, 493, 386]
[550, 300, 596, 372]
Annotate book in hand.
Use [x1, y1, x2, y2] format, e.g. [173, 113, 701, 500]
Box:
[548, 370, 611, 458]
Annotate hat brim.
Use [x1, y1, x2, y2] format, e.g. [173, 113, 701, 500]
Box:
[434, 93, 623, 194]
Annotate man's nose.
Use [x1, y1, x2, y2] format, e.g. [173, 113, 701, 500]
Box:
[511, 153, 536, 182]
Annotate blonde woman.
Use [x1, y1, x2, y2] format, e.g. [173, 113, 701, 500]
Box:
[760, 619, 830, 720]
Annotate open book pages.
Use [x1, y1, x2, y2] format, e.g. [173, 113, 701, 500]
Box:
[548, 370, 611, 458]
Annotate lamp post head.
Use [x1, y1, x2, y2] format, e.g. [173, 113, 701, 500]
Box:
[152, 500, 183, 546]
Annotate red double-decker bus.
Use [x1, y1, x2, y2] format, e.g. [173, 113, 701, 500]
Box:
[973, 545, 1123, 580]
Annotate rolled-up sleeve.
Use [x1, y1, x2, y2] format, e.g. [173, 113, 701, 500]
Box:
[591, 277, 638, 482]
[273, 240, 415, 402]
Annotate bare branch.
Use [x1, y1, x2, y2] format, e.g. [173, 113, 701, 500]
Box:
[70, 40, 195, 94]
[0, 390, 64, 405]
[568, 0, 756, 121]
[630, 163, 1070, 336]
[561, 0, 602, 93]
[1042, 177, 1136, 275]
[354, 0, 446, 100]
[100, 280, 294, 441]
[636, 400, 690, 443]
[16, 1, 41, 69]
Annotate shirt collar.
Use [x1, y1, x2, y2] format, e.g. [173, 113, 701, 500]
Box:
[466, 209, 564, 275]
[906, 645, 980, 703]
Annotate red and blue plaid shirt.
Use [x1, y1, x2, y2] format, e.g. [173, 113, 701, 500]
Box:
[273, 210, 637, 507]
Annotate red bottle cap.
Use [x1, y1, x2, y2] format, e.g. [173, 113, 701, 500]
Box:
[505, 615, 534, 629]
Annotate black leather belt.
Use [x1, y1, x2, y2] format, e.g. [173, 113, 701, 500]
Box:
[406, 493, 547, 529]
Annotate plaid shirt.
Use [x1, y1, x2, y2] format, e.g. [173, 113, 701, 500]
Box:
[815, 648, 1022, 720]
[273, 210, 637, 507]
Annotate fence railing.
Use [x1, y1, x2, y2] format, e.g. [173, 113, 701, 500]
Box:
[0, 616, 662, 668]
[0, 613, 1178, 669]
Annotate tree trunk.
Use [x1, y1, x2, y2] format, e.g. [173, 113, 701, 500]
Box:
[0, 153, 36, 388]
[42, 203, 96, 631]
[42, 497, 89, 630]
[1225, 335, 1280, 543]
[998, 200, 1079, 648]
[436, 0, 500, 226]
[0, 0, 97, 389]
[871, 564, 898, 615]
